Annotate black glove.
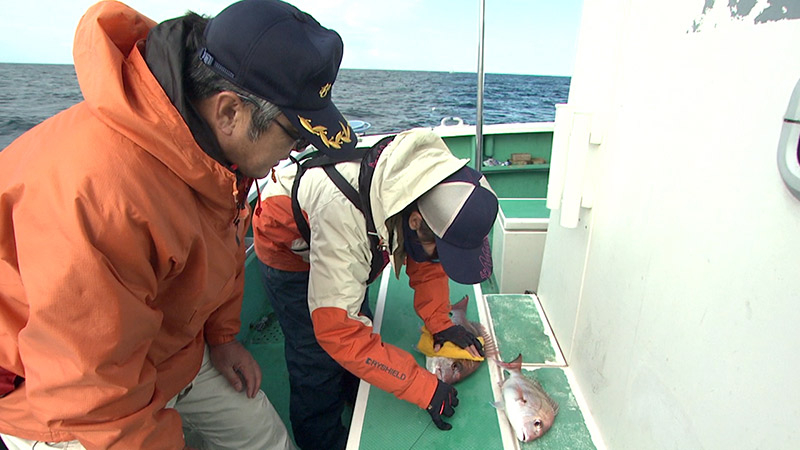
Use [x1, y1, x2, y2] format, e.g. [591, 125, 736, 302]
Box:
[433, 325, 484, 356]
[426, 379, 459, 430]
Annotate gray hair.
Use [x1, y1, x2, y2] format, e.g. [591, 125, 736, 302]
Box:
[184, 12, 281, 141]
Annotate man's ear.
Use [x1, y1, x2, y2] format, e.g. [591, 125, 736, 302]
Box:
[202, 91, 244, 138]
[408, 210, 424, 231]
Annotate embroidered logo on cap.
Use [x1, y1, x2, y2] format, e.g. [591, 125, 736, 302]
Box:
[299, 116, 353, 149]
[319, 83, 332, 98]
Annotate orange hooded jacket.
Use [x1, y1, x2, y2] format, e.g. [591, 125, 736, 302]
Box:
[0, 2, 249, 448]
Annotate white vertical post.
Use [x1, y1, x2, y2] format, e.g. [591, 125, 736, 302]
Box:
[547, 103, 573, 210]
[559, 111, 592, 228]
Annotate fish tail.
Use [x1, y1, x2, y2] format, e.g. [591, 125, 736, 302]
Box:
[494, 353, 523, 372]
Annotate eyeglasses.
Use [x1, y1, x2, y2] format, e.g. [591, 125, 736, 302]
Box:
[271, 120, 310, 151]
[237, 94, 310, 151]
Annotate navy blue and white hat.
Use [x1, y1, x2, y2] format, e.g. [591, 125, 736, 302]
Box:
[417, 166, 499, 285]
[200, 0, 358, 157]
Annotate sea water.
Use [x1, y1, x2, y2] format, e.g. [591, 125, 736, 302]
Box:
[0, 63, 570, 150]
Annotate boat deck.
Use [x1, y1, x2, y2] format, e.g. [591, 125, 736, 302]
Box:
[241, 258, 603, 449]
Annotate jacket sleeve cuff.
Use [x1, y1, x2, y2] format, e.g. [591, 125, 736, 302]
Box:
[205, 333, 237, 346]
[406, 369, 440, 409]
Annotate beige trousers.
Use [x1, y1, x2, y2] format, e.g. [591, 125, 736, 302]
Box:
[1, 346, 295, 450]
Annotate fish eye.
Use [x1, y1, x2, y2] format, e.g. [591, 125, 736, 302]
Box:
[451, 362, 459, 370]
[533, 419, 542, 429]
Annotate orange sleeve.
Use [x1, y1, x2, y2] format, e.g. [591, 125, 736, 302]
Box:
[252, 195, 311, 272]
[406, 258, 454, 335]
[204, 204, 249, 346]
[311, 307, 439, 409]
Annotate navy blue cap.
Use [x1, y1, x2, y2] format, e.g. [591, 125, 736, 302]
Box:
[200, 0, 358, 157]
[417, 166, 499, 285]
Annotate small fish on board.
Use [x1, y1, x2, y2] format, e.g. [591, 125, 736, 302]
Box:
[420, 295, 498, 384]
[493, 353, 559, 442]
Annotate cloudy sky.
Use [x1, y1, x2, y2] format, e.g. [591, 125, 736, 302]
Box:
[0, 0, 583, 76]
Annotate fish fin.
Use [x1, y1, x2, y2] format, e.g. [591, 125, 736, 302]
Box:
[478, 325, 500, 360]
[529, 373, 560, 414]
[545, 392, 560, 415]
[514, 385, 528, 402]
[491, 401, 505, 410]
[551, 398, 560, 415]
[452, 295, 469, 312]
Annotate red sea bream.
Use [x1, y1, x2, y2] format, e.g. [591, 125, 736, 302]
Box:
[423, 295, 497, 384]
[493, 354, 558, 442]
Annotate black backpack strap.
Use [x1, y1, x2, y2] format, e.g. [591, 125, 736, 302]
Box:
[359, 136, 396, 282]
[358, 136, 395, 221]
[289, 136, 396, 283]
[322, 165, 362, 213]
[359, 136, 396, 236]
[322, 161, 385, 282]
[290, 158, 312, 244]
[291, 151, 365, 245]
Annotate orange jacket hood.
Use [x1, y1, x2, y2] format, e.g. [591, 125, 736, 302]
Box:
[73, 0, 236, 208]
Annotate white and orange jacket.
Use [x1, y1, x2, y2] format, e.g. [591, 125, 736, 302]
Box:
[253, 130, 468, 409]
[0, 2, 249, 448]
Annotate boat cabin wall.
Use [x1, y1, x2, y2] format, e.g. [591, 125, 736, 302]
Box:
[538, 1, 800, 449]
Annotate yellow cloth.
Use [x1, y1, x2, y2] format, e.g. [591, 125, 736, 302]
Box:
[416, 326, 485, 361]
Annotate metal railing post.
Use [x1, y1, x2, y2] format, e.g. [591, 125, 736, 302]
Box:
[476, 0, 486, 170]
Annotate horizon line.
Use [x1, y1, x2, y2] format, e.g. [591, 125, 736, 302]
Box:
[0, 61, 571, 78]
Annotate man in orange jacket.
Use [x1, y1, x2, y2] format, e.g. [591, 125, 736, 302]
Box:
[0, 1, 357, 448]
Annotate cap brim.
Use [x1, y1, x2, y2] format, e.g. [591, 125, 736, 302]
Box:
[281, 101, 360, 159]
[435, 235, 493, 285]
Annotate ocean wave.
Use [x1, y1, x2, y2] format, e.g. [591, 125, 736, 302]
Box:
[0, 64, 570, 148]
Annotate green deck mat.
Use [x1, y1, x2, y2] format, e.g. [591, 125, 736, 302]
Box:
[240, 263, 599, 449]
[486, 294, 559, 365]
[356, 272, 504, 449]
